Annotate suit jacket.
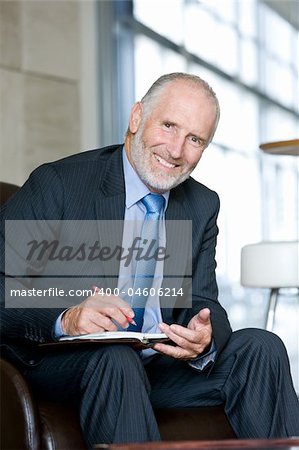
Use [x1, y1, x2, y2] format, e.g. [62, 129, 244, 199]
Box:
[0, 144, 232, 367]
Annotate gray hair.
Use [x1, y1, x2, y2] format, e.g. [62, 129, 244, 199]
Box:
[126, 72, 220, 143]
[141, 72, 220, 123]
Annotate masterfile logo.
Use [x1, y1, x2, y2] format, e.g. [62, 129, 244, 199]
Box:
[26, 237, 169, 267]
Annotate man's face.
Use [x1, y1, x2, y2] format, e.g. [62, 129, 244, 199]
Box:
[126, 80, 218, 193]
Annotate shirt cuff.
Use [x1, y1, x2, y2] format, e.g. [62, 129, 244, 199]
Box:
[188, 339, 217, 371]
[54, 311, 66, 338]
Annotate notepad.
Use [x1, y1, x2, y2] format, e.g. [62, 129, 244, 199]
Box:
[59, 331, 169, 346]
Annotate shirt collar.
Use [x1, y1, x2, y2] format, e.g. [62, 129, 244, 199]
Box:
[122, 146, 169, 211]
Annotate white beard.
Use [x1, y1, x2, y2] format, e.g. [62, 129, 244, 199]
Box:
[129, 127, 194, 193]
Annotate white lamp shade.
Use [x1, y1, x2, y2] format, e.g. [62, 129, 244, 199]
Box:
[241, 241, 299, 288]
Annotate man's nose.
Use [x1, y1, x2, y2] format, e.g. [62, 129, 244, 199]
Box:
[168, 134, 185, 159]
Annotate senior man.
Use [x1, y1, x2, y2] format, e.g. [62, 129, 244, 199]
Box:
[1, 73, 299, 448]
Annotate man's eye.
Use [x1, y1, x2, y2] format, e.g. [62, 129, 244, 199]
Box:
[189, 136, 201, 146]
[164, 122, 171, 128]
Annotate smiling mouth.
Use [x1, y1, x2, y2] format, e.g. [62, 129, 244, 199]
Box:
[154, 154, 177, 169]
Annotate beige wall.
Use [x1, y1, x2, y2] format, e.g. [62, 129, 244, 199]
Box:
[0, 0, 99, 186]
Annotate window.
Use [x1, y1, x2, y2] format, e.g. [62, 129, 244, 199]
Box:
[112, 0, 299, 387]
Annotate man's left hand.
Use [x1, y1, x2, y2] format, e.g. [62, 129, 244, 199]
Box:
[153, 308, 212, 360]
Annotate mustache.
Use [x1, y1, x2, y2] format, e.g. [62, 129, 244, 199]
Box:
[152, 150, 183, 166]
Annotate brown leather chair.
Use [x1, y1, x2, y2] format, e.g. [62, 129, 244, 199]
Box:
[0, 181, 20, 204]
[0, 181, 235, 450]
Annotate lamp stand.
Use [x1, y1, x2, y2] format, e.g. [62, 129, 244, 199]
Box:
[265, 288, 279, 331]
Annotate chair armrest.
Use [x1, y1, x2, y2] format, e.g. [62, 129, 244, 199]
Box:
[0, 358, 41, 450]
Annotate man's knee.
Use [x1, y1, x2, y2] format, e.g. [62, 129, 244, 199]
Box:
[229, 328, 288, 362]
[82, 345, 144, 380]
[79, 345, 151, 404]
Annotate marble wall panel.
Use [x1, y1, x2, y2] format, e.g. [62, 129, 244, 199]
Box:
[24, 74, 80, 176]
[22, 1, 79, 80]
[0, 1, 22, 69]
[0, 68, 24, 185]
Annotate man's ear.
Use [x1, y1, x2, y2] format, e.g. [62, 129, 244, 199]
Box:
[129, 102, 143, 134]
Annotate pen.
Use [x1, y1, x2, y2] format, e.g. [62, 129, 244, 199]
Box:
[124, 316, 138, 327]
[92, 285, 137, 327]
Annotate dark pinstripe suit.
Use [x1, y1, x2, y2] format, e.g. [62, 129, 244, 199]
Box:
[1, 145, 299, 447]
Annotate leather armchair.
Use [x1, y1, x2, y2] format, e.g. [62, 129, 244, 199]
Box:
[0, 181, 235, 449]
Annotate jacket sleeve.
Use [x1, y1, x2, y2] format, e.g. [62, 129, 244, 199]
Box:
[174, 189, 232, 358]
[1, 164, 66, 346]
[192, 193, 232, 356]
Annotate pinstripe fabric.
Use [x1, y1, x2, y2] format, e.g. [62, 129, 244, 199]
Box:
[145, 328, 299, 438]
[23, 328, 299, 448]
[2, 145, 299, 446]
[24, 345, 161, 447]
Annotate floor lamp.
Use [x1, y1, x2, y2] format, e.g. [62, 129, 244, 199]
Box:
[241, 241, 299, 331]
[241, 139, 299, 331]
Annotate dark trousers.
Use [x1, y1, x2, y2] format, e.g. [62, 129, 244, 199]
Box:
[24, 329, 299, 448]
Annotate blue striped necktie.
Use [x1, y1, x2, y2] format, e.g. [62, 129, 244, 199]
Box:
[128, 193, 165, 331]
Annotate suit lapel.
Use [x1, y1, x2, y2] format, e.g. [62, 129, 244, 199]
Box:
[94, 148, 125, 288]
[162, 186, 193, 324]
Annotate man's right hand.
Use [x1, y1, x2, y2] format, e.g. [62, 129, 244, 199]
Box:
[61, 293, 134, 336]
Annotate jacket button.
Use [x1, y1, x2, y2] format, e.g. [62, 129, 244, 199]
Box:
[28, 360, 35, 365]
